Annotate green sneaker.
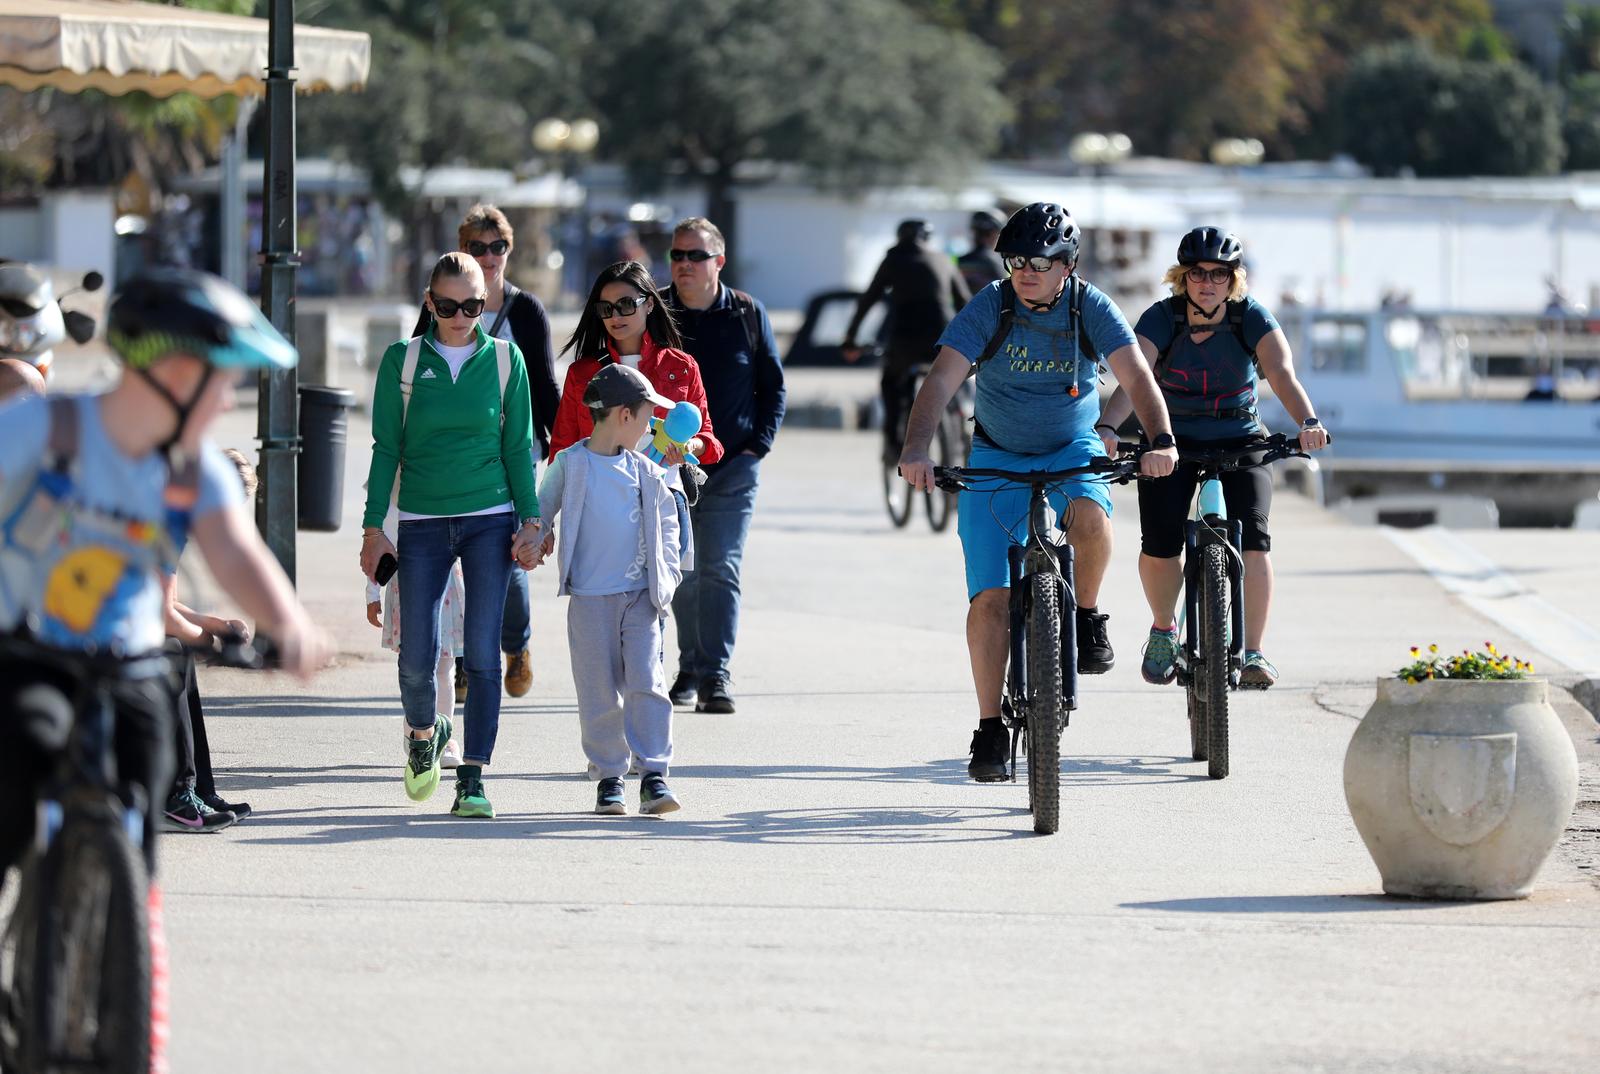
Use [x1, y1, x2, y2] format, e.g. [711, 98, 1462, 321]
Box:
[1140, 627, 1180, 685]
[451, 770, 494, 818]
[402, 714, 452, 802]
[1239, 650, 1279, 690]
[639, 772, 680, 816]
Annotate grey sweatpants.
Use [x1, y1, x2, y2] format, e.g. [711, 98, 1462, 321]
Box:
[567, 589, 673, 779]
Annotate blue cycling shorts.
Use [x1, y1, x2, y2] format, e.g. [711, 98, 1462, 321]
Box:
[956, 434, 1113, 600]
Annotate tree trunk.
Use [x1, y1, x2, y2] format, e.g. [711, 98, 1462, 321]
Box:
[704, 163, 739, 285]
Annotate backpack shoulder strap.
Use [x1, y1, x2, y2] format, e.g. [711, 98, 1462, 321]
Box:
[1152, 294, 1189, 382]
[399, 335, 424, 429]
[967, 279, 1016, 379]
[1071, 276, 1099, 369]
[494, 337, 512, 429]
[729, 288, 765, 357]
[1227, 299, 1254, 358]
[45, 395, 79, 473]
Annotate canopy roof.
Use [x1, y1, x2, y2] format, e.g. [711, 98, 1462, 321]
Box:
[0, 0, 369, 98]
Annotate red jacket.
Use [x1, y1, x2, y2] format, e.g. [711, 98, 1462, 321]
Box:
[548, 332, 724, 464]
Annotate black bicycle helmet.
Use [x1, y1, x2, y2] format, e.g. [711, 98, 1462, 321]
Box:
[996, 203, 1080, 265]
[108, 267, 296, 372]
[1177, 226, 1243, 267]
[970, 209, 1004, 233]
[896, 218, 932, 244]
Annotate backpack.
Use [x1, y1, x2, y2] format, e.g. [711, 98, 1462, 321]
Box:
[398, 333, 512, 430]
[967, 277, 1098, 381]
[1150, 295, 1259, 422]
[728, 288, 767, 360]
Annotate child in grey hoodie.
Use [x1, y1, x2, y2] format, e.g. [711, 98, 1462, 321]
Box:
[531, 364, 684, 815]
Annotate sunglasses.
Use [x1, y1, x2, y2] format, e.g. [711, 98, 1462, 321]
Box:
[594, 295, 649, 319]
[466, 238, 510, 257]
[430, 292, 486, 319]
[668, 248, 717, 263]
[1003, 255, 1059, 274]
[1186, 266, 1234, 285]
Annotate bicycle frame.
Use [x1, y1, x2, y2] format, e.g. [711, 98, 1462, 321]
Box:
[1005, 488, 1078, 724]
[1180, 473, 1245, 689]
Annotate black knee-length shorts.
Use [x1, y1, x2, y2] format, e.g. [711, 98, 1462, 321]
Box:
[1137, 436, 1273, 558]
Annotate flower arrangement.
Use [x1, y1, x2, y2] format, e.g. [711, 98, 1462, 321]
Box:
[1397, 642, 1533, 684]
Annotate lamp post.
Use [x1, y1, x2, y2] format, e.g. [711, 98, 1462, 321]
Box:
[1067, 132, 1133, 280]
[1209, 137, 1265, 169]
[531, 118, 599, 306]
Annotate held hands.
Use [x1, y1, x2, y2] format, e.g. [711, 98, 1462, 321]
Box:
[511, 519, 543, 571]
[530, 530, 556, 569]
[898, 449, 936, 493]
[360, 530, 395, 583]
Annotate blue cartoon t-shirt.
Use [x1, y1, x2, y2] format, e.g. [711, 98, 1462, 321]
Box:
[938, 279, 1137, 456]
[0, 392, 243, 656]
[1134, 295, 1280, 440]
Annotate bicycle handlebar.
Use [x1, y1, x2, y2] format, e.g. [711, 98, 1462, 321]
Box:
[1117, 431, 1328, 471]
[192, 626, 279, 671]
[933, 454, 1140, 493]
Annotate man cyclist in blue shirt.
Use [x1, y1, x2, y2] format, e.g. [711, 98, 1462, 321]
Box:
[897, 203, 1178, 781]
[0, 268, 329, 882]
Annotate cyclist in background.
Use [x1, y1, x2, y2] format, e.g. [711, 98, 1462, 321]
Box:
[0, 268, 329, 882]
[842, 219, 971, 463]
[1097, 227, 1329, 690]
[957, 209, 1007, 295]
[897, 202, 1177, 782]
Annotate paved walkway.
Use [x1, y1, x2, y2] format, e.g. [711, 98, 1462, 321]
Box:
[162, 406, 1599, 1073]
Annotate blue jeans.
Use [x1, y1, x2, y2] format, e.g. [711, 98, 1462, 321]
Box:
[396, 513, 515, 764]
[672, 453, 760, 681]
[502, 569, 530, 654]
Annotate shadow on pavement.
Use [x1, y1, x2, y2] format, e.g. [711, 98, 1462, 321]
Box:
[233, 804, 1035, 846]
[1122, 894, 1460, 914]
[203, 695, 578, 718]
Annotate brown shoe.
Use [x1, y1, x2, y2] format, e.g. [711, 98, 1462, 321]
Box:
[454, 663, 468, 705]
[504, 648, 532, 697]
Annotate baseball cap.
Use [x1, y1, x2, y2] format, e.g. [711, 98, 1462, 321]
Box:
[584, 363, 673, 410]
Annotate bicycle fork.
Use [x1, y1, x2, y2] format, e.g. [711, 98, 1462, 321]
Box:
[1182, 517, 1246, 685]
[1004, 542, 1078, 780]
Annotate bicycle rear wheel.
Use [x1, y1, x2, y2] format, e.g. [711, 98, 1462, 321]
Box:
[1, 862, 39, 1072]
[925, 406, 960, 532]
[35, 809, 151, 1074]
[882, 456, 913, 528]
[1200, 541, 1231, 779]
[1025, 571, 1064, 834]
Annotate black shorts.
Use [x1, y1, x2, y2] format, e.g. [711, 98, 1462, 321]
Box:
[1137, 436, 1273, 558]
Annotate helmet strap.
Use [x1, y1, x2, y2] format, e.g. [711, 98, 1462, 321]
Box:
[1185, 293, 1223, 321]
[136, 363, 214, 465]
[1021, 272, 1070, 313]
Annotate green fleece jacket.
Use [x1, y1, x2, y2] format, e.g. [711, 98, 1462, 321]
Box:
[362, 326, 539, 529]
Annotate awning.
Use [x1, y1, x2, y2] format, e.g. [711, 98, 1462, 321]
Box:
[0, 0, 369, 99]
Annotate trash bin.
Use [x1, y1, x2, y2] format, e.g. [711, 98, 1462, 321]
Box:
[298, 385, 356, 532]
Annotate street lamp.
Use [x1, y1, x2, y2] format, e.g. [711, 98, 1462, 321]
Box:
[531, 117, 599, 306]
[1210, 137, 1265, 168]
[1067, 132, 1133, 279]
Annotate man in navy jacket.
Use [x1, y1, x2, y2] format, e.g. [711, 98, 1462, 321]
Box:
[662, 216, 786, 714]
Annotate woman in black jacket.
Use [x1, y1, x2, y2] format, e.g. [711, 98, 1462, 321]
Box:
[412, 203, 558, 699]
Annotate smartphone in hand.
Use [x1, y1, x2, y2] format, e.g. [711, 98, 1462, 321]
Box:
[374, 553, 398, 586]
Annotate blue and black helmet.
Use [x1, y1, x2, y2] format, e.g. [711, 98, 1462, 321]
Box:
[1177, 226, 1243, 267]
[108, 268, 296, 372]
[996, 203, 1080, 265]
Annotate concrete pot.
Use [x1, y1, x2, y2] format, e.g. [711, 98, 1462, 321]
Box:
[1343, 677, 1578, 900]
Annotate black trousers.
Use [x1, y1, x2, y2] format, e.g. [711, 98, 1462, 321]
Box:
[165, 641, 215, 800]
[0, 651, 173, 879]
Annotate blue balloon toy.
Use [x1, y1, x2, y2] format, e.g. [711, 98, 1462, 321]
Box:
[644, 400, 701, 465]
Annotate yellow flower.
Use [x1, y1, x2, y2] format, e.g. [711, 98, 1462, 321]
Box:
[1410, 646, 1420, 656]
[1428, 644, 1438, 654]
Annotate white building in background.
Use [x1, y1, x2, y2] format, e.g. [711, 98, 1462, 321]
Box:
[585, 160, 1600, 316]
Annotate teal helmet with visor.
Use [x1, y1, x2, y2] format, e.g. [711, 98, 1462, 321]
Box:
[108, 268, 296, 372]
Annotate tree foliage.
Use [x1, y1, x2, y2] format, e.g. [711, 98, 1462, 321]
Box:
[1331, 42, 1563, 177]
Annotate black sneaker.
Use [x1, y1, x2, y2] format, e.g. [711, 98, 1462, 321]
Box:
[967, 721, 1009, 783]
[1077, 608, 1115, 674]
[639, 772, 681, 815]
[163, 788, 236, 833]
[595, 777, 626, 815]
[696, 674, 735, 714]
[199, 792, 252, 821]
[668, 671, 699, 707]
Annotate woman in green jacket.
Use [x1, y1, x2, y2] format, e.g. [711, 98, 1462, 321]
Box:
[359, 252, 541, 818]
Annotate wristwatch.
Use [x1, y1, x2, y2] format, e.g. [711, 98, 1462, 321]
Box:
[519, 516, 541, 528]
[1301, 417, 1322, 429]
[1151, 432, 1176, 450]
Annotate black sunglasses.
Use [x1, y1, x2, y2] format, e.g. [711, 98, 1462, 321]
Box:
[1003, 254, 1059, 274]
[1186, 266, 1234, 285]
[594, 295, 649, 318]
[668, 248, 717, 263]
[430, 292, 486, 319]
[466, 238, 510, 257]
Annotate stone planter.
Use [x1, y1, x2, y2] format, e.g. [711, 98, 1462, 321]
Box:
[1343, 677, 1579, 900]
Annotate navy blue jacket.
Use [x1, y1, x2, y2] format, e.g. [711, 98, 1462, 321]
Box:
[664, 283, 786, 465]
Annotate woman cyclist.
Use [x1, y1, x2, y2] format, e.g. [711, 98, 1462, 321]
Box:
[1098, 227, 1329, 689]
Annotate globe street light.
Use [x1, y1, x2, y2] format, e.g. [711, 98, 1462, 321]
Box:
[1067, 132, 1133, 279]
[1210, 137, 1265, 168]
[532, 117, 600, 306]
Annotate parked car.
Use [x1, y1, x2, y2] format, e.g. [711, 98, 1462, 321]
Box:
[783, 289, 888, 366]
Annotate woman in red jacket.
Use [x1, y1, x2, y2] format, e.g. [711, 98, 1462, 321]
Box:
[550, 260, 722, 467]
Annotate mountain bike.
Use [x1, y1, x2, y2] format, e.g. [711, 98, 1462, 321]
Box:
[884, 366, 971, 532]
[934, 453, 1140, 833]
[1158, 433, 1314, 780]
[0, 630, 270, 1074]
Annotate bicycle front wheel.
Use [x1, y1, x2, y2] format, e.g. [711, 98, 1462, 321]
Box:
[1200, 541, 1231, 779]
[35, 811, 151, 1074]
[1025, 571, 1064, 834]
[882, 456, 914, 528]
[925, 406, 960, 533]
